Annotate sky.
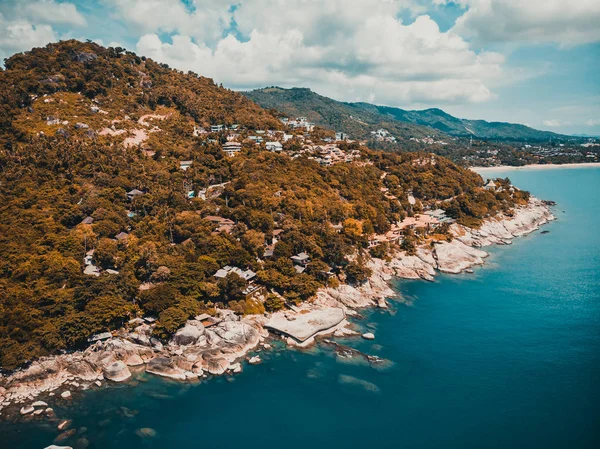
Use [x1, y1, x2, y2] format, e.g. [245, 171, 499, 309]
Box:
[0, 0, 599, 136]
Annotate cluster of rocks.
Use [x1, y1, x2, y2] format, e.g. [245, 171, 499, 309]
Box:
[0, 311, 265, 415]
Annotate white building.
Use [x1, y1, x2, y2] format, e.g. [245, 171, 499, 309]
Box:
[266, 141, 283, 152]
[222, 141, 242, 157]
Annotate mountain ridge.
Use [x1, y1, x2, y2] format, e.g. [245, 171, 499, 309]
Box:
[244, 86, 567, 142]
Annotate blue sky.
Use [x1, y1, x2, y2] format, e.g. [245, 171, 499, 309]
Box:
[1, 0, 599, 136]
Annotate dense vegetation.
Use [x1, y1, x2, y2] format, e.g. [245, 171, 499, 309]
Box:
[0, 41, 529, 370]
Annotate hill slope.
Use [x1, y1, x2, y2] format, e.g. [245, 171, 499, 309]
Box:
[244, 87, 564, 141]
[244, 87, 444, 141]
[0, 41, 528, 369]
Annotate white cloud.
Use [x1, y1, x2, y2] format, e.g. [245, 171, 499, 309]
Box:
[0, 1, 86, 27]
[586, 119, 600, 127]
[102, 0, 231, 44]
[0, 13, 57, 63]
[133, 1, 506, 106]
[23, 1, 87, 27]
[543, 119, 571, 128]
[448, 0, 600, 47]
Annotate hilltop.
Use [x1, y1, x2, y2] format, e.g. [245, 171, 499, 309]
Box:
[244, 87, 567, 142]
[0, 41, 530, 370]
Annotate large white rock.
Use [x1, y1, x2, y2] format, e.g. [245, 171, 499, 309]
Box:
[172, 321, 205, 346]
[266, 308, 345, 343]
[434, 241, 487, 274]
[20, 405, 34, 415]
[146, 357, 187, 380]
[102, 361, 131, 382]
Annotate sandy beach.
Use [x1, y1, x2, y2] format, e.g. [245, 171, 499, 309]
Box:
[472, 162, 600, 173]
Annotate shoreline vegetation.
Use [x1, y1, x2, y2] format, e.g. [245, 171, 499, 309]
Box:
[472, 162, 600, 172]
[0, 197, 554, 420]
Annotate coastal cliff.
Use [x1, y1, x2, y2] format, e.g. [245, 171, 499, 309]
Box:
[0, 198, 554, 417]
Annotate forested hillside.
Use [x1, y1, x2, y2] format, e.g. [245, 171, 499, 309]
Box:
[244, 87, 566, 141]
[0, 41, 529, 369]
[244, 87, 441, 141]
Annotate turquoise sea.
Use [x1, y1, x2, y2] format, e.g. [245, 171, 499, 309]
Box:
[2, 167, 599, 449]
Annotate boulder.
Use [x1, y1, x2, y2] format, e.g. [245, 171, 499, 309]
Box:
[248, 356, 261, 365]
[32, 400, 48, 407]
[102, 361, 131, 382]
[20, 405, 34, 415]
[201, 355, 230, 375]
[54, 429, 76, 443]
[60, 391, 71, 399]
[57, 419, 72, 430]
[146, 357, 186, 380]
[265, 308, 345, 343]
[229, 362, 242, 373]
[135, 427, 157, 438]
[362, 332, 375, 340]
[66, 360, 99, 380]
[172, 321, 205, 346]
[434, 241, 487, 274]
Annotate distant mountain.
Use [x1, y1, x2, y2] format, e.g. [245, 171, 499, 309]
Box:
[244, 87, 567, 142]
[243, 87, 444, 141]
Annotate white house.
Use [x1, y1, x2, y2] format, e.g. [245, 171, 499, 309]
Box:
[222, 141, 242, 156]
[214, 265, 257, 281]
[266, 141, 283, 152]
[484, 180, 497, 191]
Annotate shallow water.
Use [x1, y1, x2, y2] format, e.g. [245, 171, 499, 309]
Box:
[2, 167, 599, 449]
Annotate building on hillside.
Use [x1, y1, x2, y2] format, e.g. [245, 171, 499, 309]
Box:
[214, 265, 257, 281]
[203, 215, 235, 234]
[127, 189, 144, 201]
[211, 124, 224, 133]
[248, 136, 264, 144]
[193, 126, 207, 136]
[180, 160, 193, 171]
[272, 228, 284, 245]
[330, 223, 344, 233]
[291, 252, 310, 266]
[266, 141, 283, 152]
[222, 141, 242, 156]
[115, 232, 129, 241]
[263, 246, 274, 259]
[484, 180, 497, 190]
[204, 216, 235, 226]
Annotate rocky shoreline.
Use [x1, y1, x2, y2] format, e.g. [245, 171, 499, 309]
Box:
[0, 198, 554, 422]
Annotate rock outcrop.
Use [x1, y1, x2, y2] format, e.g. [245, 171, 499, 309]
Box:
[103, 361, 131, 382]
[265, 308, 346, 342]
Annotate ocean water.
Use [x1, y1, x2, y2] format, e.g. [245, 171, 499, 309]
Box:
[2, 167, 599, 449]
